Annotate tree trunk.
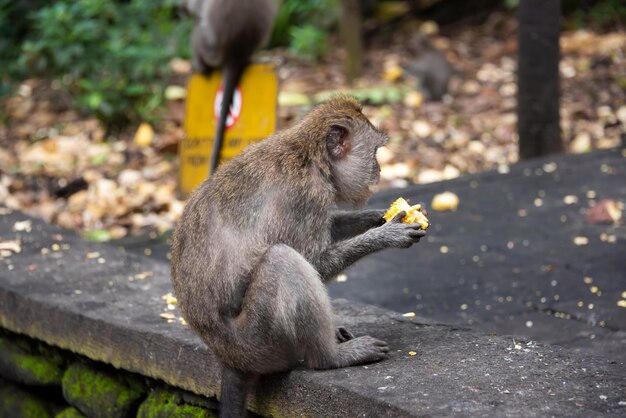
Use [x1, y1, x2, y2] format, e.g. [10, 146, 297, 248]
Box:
[517, 0, 563, 159]
[341, 0, 363, 84]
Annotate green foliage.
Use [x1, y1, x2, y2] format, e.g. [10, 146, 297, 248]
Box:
[585, 0, 626, 27]
[288, 25, 329, 61]
[0, 0, 53, 95]
[12, 0, 191, 129]
[272, 0, 340, 61]
[510, 0, 626, 28]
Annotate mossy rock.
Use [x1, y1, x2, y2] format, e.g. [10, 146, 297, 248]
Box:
[0, 335, 64, 386]
[62, 362, 145, 418]
[0, 380, 53, 418]
[137, 389, 216, 418]
[55, 407, 86, 418]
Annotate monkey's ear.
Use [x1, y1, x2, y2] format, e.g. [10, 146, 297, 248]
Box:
[326, 124, 351, 159]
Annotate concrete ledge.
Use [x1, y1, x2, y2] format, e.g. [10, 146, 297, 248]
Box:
[1, 211, 624, 417]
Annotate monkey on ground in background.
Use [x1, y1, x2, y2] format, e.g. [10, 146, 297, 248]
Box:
[179, 0, 277, 174]
[404, 35, 455, 101]
[171, 96, 426, 418]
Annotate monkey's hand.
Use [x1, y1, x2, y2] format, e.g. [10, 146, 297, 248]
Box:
[372, 211, 426, 249]
[316, 211, 425, 281]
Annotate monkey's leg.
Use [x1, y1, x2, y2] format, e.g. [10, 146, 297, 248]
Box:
[241, 244, 388, 371]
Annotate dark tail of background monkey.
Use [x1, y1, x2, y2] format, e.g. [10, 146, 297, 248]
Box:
[219, 366, 257, 418]
[210, 62, 247, 175]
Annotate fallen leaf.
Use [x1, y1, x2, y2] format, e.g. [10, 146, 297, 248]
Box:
[586, 199, 622, 224]
[164, 85, 186, 101]
[0, 240, 21, 256]
[133, 123, 154, 148]
[12, 220, 32, 232]
[403, 91, 423, 109]
[573, 236, 589, 246]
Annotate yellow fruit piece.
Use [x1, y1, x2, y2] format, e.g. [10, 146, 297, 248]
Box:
[431, 191, 459, 212]
[383, 197, 429, 230]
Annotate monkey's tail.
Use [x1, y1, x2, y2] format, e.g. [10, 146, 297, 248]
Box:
[210, 62, 247, 175]
[219, 366, 257, 418]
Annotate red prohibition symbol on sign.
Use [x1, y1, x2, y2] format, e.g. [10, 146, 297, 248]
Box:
[214, 86, 243, 129]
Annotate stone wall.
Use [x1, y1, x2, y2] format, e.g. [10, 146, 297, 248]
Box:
[0, 330, 221, 418]
[1, 206, 624, 418]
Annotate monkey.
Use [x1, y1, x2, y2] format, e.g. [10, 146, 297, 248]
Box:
[171, 96, 426, 418]
[178, 0, 277, 174]
[404, 35, 455, 101]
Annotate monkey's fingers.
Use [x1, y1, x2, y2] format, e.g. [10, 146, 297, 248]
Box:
[408, 230, 427, 242]
[391, 211, 407, 223]
[374, 340, 390, 352]
[405, 223, 427, 230]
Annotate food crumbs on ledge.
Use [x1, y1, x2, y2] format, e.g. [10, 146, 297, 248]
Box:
[86, 251, 101, 259]
[573, 236, 589, 246]
[12, 220, 32, 232]
[134, 271, 154, 280]
[162, 292, 178, 305]
[159, 312, 176, 320]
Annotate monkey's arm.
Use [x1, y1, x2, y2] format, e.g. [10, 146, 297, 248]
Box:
[316, 213, 425, 282]
[330, 209, 385, 241]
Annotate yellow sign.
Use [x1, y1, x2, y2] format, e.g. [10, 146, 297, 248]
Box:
[179, 63, 278, 194]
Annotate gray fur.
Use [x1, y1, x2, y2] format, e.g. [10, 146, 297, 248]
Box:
[171, 96, 425, 416]
[180, 0, 276, 73]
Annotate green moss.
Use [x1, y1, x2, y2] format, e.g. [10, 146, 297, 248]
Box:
[137, 390, 216, 418]
[55, 407, 86, 418]
[0, 336, 64, 386]
[17, 354, 63, 382]
[62, 362, 145, 418]
[0, 381, 52, 418]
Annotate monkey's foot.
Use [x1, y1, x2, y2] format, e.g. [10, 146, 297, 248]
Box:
[335, 327, 355, 343]
[338, 336, 389, 366]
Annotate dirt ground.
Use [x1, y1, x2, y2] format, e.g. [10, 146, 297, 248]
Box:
[1, 12, 625, 241]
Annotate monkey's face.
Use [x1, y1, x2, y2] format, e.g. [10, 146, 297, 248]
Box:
[327, 119, 388, 208]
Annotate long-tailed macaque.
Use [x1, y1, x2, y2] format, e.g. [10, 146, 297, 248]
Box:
[171, 96, 425, 417]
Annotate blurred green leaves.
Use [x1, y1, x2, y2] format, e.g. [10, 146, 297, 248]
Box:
[271, 0, 340, 61]
[4, 0, 191, 129]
